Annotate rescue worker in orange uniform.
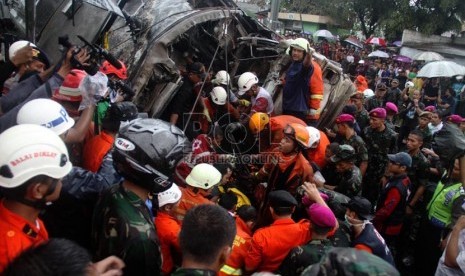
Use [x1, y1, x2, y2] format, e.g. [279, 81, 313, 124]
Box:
[0, 125, 72, 272]
[154, 184, 183, 275]
[219, 205, 257, 276]
[200, 86, 240, 133]
[245, 183, 331, 273]
[305, 126, 330, 169]
[254, 123, 314, 196]
[174, 163, 222, 221]
[249, 112, 306, 153]
[82, 101, 138, 172]
[307, 59, 324, 124]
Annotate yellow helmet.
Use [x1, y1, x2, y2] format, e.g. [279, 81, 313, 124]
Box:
[249, 112, 270, 135]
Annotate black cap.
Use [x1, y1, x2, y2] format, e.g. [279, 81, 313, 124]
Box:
[32, 46, 51, 69]
[269, 190, 298, 208]
[342, 196, 374, 220]
[107, 101, 139, 122]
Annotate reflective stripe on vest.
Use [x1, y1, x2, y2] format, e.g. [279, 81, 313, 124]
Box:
[427, 181, 464, 228]
[220, 264, 242, 275]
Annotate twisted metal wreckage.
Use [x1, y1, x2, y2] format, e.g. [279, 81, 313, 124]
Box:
[2, 0, 355, 128]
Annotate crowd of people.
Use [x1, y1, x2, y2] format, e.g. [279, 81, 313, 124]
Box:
[0, 33, 464, 276]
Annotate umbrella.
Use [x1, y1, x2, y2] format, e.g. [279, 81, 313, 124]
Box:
[393, 55, 412, 63]
[417, 61, 465, 78]
[366, 37, 387, 47]
[344, 37, 363, 48]
[368, 50, 389, 58]
[314, 30, 334, 39]
[413, 51, 444, 62]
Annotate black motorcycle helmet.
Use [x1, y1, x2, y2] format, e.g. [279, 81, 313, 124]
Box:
[113, 118, 190, 193]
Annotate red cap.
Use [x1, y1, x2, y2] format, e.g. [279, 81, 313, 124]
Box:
[447, 114, 463, 124]
[335, 114, 355, 124]
[52, 69, 87, 102]
[307, 203, 337, 228]
[369, 107, 387, 119]
[385, 102, 398, 114]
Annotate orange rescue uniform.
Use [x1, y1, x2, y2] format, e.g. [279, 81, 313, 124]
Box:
[245, 218, 311, 273]
[174, 187, 215, 222]
[82, 130, 114, 172]
[305, 130, 330, 169]
[219, 216, 253, 276]
[307, 60, 324, 121]
[154, 212, 182, 275]
[0, 200, 49, 272]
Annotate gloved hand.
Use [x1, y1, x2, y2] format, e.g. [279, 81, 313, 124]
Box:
[238, 99, 251, 107]
[78, 72, 108, 110]
[203, 108, 212, 122]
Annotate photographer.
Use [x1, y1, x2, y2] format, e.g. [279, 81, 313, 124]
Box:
[0, 46, 89, 133]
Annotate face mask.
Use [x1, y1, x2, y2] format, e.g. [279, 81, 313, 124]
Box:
[344, 214, 366, 227]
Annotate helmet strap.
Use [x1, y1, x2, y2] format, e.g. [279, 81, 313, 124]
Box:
[16, 179, 59, 209]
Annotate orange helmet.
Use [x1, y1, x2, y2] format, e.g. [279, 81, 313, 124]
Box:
[283, 123, 310, 149]
[99, 60, 128, 80]
[249, 112, 269, 135]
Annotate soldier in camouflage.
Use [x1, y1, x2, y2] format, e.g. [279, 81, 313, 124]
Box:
[92, 119, 190, 275]
[278, 203, 336, 276]
[321, 144, 362, 198]
[301, 247, 400, 276]
[334, 113, 368, 176]
[349, 92, 370, 131]
[362, 108, 398, 205]
[172, 205, 236, 276]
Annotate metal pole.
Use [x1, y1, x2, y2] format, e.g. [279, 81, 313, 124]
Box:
[25, 0, 36, 43]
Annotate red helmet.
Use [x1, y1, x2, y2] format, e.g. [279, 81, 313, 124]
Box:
[99, 60, 128, 80]
[52, 69, 87, 102]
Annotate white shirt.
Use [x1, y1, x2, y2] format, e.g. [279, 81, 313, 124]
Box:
[435, 229, 465, 275]
[429, 122, 444, 135]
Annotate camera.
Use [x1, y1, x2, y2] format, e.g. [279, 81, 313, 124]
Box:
[58, 35, 121, 76]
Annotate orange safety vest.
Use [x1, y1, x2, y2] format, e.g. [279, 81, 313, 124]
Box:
[305, 130, 330, 169]
[174, 187, 214, 222]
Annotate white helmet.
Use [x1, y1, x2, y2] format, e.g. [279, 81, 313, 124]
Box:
[405, 81, 414, 89]
[210, 86, 228, 105]
[17, 99, 75, 135]
[8, 40, 37, 60]
[186, 163, 221, 190]
[158, 183, 182, 207]
[290, 37, 310, 52]
[306, 126, 321, 149]
[212, 70, 230, 86]
[237, 72, 258, 95]
[0, 124, 72, 188]
[363, 89, 374, 98]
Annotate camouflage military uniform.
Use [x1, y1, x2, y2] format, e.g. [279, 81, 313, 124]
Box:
[365, 96, 386, 112]
[333, 165, 363, 198]
[172, 269, 217, 275]
[355, 108, 370, 131]
[92, 183, 162, 275]
[301, 247, 400, 276]
[362, 126, 397, 205]
[415, 125, 433, 149]
[336, 134, 368, 168]
[278, 239, 333, 276]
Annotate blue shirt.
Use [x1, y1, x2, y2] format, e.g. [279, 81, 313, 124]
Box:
[283, 61, 313, 112]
